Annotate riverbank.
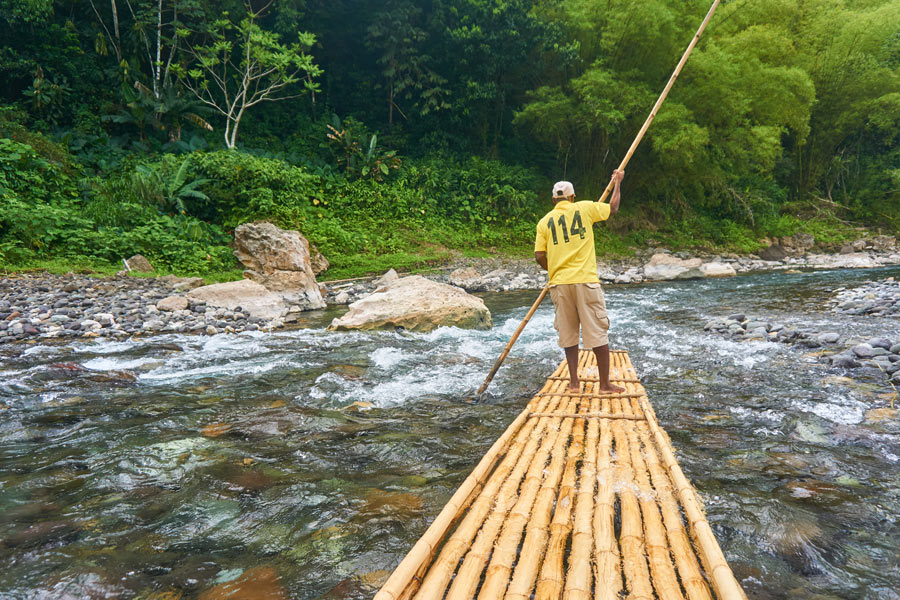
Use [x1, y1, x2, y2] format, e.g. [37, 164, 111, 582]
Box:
[3, 244, 900, 344]
[321, 242, 900, 303]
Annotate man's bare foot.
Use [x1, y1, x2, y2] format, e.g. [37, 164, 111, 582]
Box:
[567, 380, 580, 393]
[596, 383, 625, 394]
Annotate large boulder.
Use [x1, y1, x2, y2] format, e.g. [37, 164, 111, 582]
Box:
[781, 233, 815, 252]
[309, 243, 330, 275]
[642, 253, 702, 281]
[642, 253, 736, 281]
[328, 275, 492, 332]
[758, 244, 788, 261]
[126, 254, 153, 272]
[233, 221, 325, 310]
[871, 235, 897, 252]
[699, 262, 737, 277]
[807, 252, 882, 269]
[188, 279, 299, 322]
[449, 267, 481, 289]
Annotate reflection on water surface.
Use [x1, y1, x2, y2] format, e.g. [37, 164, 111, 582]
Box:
[1, 267, 900, 599]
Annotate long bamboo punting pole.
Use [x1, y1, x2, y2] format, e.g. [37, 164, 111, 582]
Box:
[472, 0, 721, 396]
[534, 385, 588, 599]
[474, 286, 549, 397]
[592, 396, 622, 600]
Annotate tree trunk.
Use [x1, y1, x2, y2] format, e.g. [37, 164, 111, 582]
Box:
[110, 0, 121, 62]
[154, 0, 163, 100]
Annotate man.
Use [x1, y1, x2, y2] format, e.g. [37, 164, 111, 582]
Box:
[534, 170, 624, 393]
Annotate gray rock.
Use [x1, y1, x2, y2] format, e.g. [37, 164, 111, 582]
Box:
[817, 332, 840, 344]
[157, 296, 189, 312]
[727, 314, 745, 323]
[831, 354, 860, 368]
[852, 344, 875, 358]
[142, 319, 164, 331]
[206, 325, 218, 335]
[745, 321, 770, 332]
[867, 337, 892, 350]
[94, 313, 116, 327]
[126, 254, 154, 272]
[49, 314, 70, 324]
[759, 244, 787, 261]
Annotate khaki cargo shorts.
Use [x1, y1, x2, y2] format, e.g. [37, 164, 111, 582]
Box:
[549, 282, 610, 349]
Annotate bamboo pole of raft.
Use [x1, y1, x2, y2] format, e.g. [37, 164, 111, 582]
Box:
[610, 395, 655, 600]
[473, 0, 721, 397]
[634, 400, 713, 600]
[474, 285, 549, 396]
[562, 388, 601, 600]
[620, 353, 748, 600]
[475, 397, 578, 599]
[413, 386, 564, 599]
[441, 352, 591, 600]
[592, 394, 623, 600]
[374, 362, 567, 600]
[445, 388, 578, 599]
[534, 386, 588, 599]
[502, 396, 583, 599]
[617, 394, 684, 600]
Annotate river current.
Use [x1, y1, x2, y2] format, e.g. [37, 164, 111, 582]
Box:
[1, 268, 899, 599]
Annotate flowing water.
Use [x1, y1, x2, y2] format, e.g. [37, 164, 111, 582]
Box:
[1, 268, 900, 599]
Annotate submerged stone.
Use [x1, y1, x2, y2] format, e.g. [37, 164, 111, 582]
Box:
[198, 566, 287, 600]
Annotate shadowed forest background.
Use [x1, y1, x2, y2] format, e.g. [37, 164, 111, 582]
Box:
[1, 0, 899, 278]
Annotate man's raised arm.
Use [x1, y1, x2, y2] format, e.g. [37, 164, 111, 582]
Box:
[607, 169, 624, 216]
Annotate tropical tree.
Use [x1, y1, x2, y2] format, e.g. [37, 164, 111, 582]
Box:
[175, 2, 322, 148]
[365, 1, 449, 129]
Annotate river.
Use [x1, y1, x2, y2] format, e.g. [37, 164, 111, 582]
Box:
[1, 267, 899, 599]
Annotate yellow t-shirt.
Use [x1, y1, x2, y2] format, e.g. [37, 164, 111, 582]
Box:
[534, 200, 611, 285]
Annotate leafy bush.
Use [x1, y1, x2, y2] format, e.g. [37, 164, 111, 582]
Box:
[0, 138, 235, 274]
[190, 150, 319, 226]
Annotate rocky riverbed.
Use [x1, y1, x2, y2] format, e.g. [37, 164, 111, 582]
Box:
[704, 276, 900, 389]
[4, 240, 900, 344]
[0, 273, 272, 344]
[827, 277, 900, 317]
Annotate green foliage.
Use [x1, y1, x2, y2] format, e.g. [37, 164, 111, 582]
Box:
[325, 116, 401, 180]
[0, 137, 233, 274]
[134, 156, 211, 215]
[189, 150, 318, 226]
[2, 0, 899, 281]
[175, 5, 322, 148]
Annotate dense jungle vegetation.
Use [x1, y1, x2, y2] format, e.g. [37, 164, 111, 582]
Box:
[1, 0, 899, 278]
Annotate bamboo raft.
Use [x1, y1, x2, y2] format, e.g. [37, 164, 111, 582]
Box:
[375, 350, 747, 600]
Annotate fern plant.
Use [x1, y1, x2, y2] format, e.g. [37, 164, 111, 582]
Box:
[133, 157, 210, 215]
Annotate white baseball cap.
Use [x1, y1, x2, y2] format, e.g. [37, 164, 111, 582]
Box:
[552, 181, 575, 199]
